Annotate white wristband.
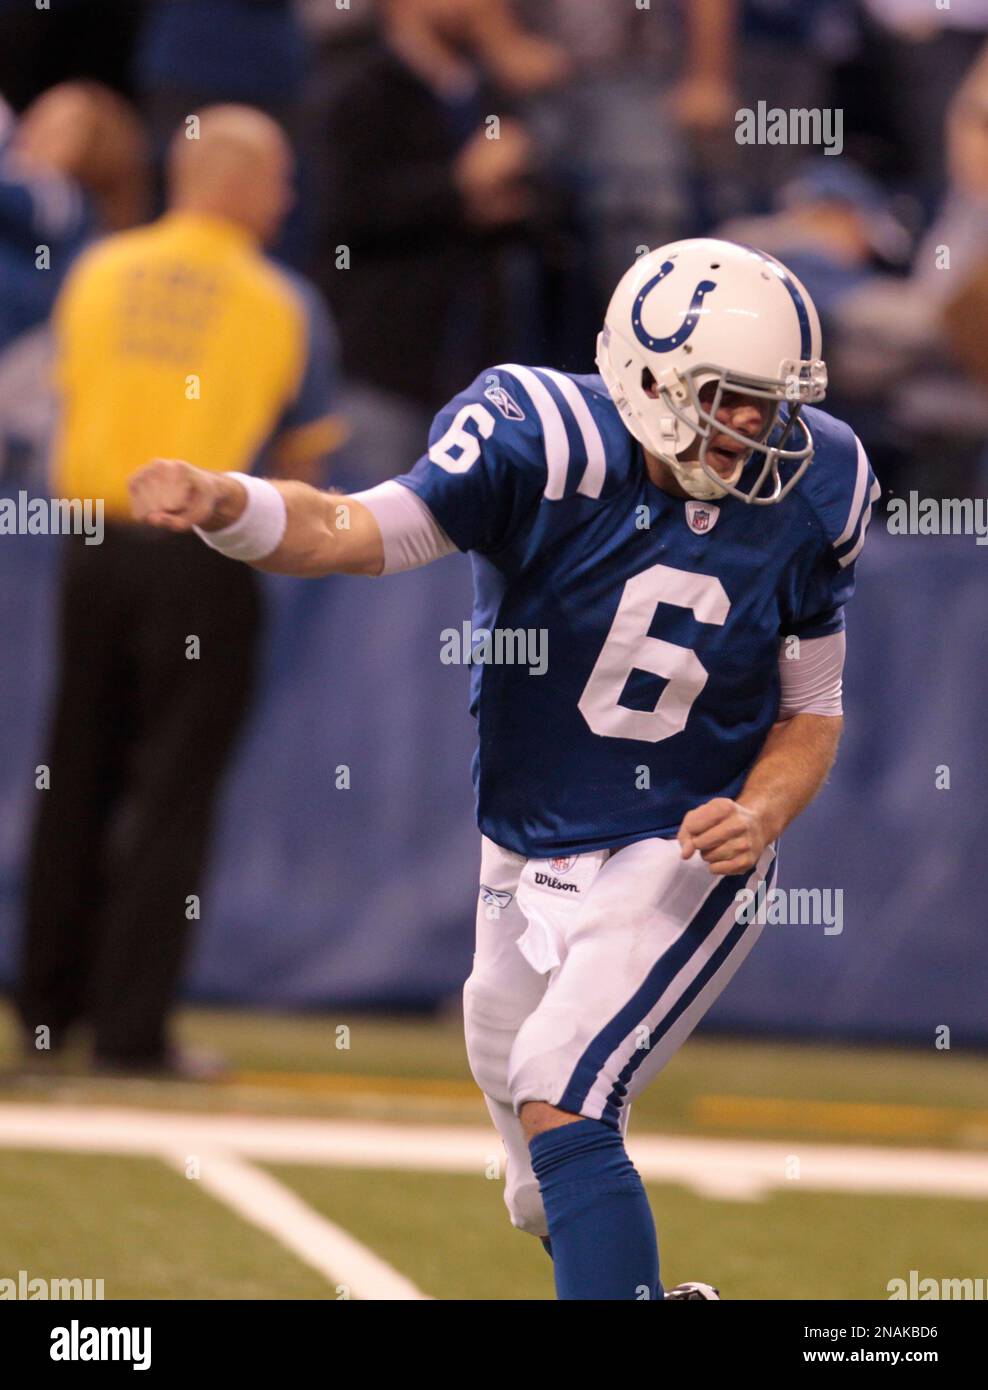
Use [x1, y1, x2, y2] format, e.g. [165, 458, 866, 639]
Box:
[193, 472, 287, 562]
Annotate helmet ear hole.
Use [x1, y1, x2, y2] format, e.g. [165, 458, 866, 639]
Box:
[641, 367, 658, 398]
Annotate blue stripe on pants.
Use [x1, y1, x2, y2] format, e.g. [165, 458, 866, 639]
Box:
[558, 854, 777, 1125]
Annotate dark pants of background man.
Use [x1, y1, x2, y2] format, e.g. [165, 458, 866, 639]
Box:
[18, 523, 261, 1069]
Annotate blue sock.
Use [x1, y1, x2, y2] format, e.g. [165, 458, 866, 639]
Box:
[529, 1118, 662, 1300]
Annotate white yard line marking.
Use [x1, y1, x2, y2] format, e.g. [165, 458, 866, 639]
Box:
[1, 1104, 987, 1202]
[160, 1149, 428, 1301]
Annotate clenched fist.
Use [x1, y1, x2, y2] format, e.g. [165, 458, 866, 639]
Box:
[677, 797, 769, 876]
[129, 458, 242, 532]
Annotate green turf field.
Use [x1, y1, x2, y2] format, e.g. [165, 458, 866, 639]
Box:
[1, 1000, 986, 1300]
[272, 1167, 988, 1302]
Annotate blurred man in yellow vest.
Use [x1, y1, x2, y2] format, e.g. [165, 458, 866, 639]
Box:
[18, 106, 345, 1077]
[53, 106, 344, 508]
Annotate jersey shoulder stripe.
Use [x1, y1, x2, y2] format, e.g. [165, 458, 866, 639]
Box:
[794, 406, 881, 569]
[833, 435, 882, 569]
[414, 366, 634, 557]
[482, 364, 620, 503]
[489, 364, 571, 499]
[536, 367, 607, 498]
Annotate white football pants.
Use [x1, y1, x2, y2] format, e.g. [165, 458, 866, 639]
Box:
[463, 833, 777, 1237]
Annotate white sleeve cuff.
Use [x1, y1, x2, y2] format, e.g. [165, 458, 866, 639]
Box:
[350, 480, 456, 574]
[778, 631, 846, 719]
[193, 472, 287, 562]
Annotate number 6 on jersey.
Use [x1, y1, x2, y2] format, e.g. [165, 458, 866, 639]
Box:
[578, 563, 730, 743]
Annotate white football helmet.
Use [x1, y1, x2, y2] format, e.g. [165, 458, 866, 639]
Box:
[596, 238, 828, 503]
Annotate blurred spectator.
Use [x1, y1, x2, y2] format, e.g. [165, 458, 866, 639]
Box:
[516, 0, 695, 307]
[296, 0, 382, 296]
[458, 1, 570, 98]
[718, 161, 912, 327]
[860, 0, 988, 199]
[675, 0, 858, 228]
[297, 0, 375, 43]
[133, 0, 313, 264]
[942, 253, 988, 401]
[134, 0, 309, 126]
[830, 43, 988, 495]
[320, 0, 567, 489]
[12, 80, 150, 236]
[941, 44, 988, 417]
[0, 82, 149, 485]
[17, 105, 346, 1078]
[0, 0, 146, 112]
[716, 158, 915, 485]
[296, 3, 380, 137]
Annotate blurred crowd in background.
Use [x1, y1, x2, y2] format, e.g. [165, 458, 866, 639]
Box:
[3, 0, 988, 1073]
[1, 0, 988, 500]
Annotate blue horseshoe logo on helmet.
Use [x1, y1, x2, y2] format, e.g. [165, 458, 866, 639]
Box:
[631, 261, 717, 353]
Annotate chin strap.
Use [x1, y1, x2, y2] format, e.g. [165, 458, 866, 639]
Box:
[658, 414, 680, 451]
[649, 413, 722, 498]
[667, 459, 730, 501]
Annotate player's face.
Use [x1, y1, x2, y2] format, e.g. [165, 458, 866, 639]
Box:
[689, 381, 773, 478]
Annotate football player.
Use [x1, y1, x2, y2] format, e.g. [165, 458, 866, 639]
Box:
[130, 238, 879, 1301]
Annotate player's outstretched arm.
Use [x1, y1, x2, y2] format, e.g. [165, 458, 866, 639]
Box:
[128, 459, 384, 577]
[678, 713, 843, 876]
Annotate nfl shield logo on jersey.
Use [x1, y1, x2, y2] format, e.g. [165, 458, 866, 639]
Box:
[548, 856, 576, 876]
[685, 501, 719, 535]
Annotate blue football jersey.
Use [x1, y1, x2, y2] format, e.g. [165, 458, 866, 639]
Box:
[395, 364, 880, 858]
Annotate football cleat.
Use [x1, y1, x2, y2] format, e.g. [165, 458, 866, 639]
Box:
[664, 1281, 721, 1300]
